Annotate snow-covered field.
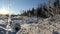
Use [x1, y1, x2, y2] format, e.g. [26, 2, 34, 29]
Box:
[0, 16, 43, 34]
[0, 15, 60, 34]
[17, 15, 60, 34]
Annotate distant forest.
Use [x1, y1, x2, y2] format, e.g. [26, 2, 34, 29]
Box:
[20, 0, 60, 18]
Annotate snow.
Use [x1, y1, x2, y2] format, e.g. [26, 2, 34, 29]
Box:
[0, 15, 60, 34]
[17, 15, 60, 34]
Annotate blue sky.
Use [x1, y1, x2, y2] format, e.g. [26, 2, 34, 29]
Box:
[0, 0, 49, 14]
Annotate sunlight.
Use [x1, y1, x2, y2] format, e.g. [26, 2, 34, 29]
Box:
[0, 8, 9, 15]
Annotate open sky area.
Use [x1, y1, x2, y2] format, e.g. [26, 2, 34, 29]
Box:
[0, 0, 52, 14]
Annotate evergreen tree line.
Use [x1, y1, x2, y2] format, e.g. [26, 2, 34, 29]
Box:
[20, 0, 60, 18]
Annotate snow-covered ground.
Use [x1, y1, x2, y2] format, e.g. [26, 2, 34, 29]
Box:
[0, 16, 43, 34]
[0, 15, 60, 34]
[17, 15, 60, 34]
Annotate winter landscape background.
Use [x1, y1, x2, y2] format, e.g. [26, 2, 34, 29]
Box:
[0, 0, 60, 34]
